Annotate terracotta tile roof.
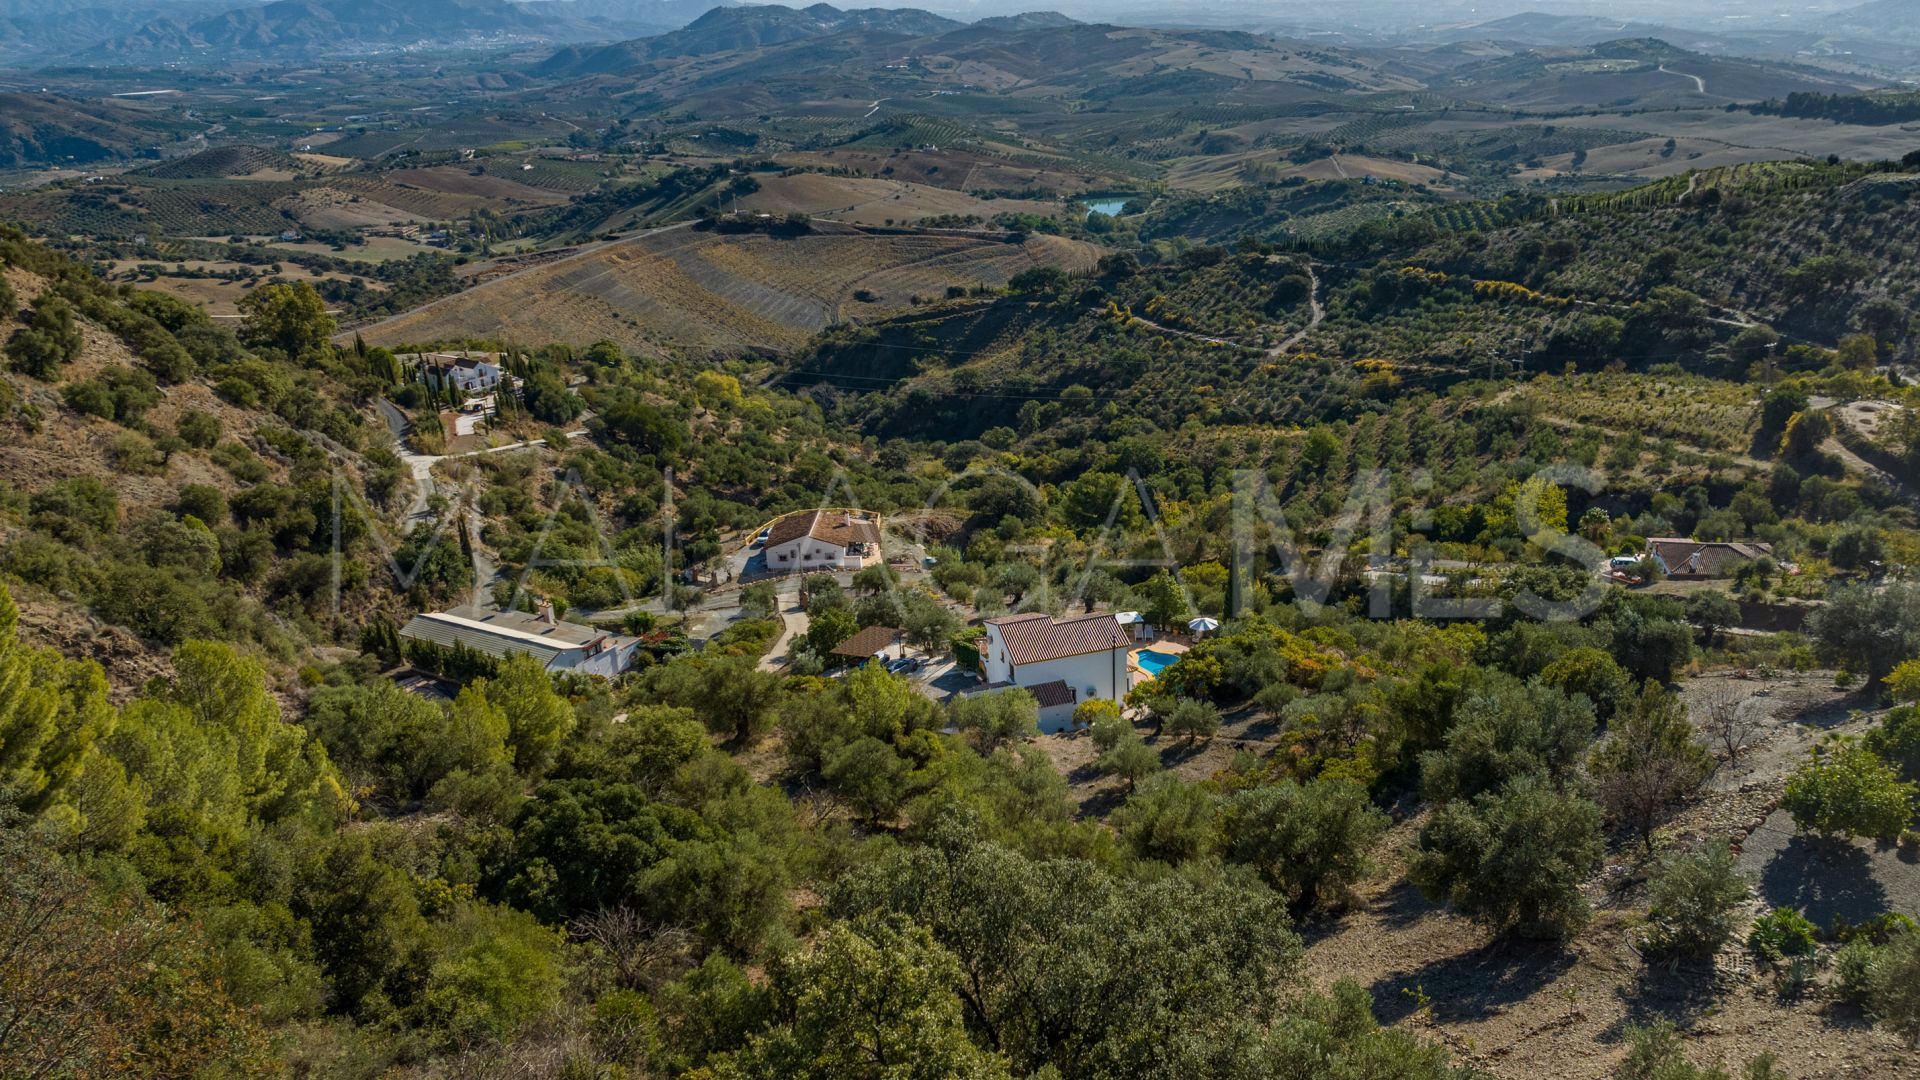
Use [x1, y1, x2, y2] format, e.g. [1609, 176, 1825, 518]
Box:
[987, 612, 1129, 665]
[1026, 680, 1076, 709]
[831, 624, 901, 658]
[814, 513, 881, 548]
[766, 510, 882, 549]
[1648, 538, 1773, 577]
[766, 510, 818, 548]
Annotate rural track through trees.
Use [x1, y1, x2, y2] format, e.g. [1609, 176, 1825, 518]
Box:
[1268, 263, 1324, 359]
[1659, 64, 1707, 95]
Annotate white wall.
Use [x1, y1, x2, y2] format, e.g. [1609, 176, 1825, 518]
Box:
[766, 534, 857, 571]
[983, 624, 1014, 685]
[1036, 699, 1078, 734]
[576, 641, 639, 678]
[1009, 649, 1128, 705]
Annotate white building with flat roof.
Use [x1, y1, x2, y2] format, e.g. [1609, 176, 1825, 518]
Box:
[400, 603, 639, 677]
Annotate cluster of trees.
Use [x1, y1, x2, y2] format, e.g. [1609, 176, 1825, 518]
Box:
[0, 575, 1497, 1077]
[1746, 91, 1920, 126]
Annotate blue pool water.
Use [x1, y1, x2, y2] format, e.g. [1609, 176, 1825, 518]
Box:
[1136, 650, 1180, 676]
[1084, 198, 1128, 217]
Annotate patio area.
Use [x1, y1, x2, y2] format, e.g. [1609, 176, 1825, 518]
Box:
[1127, 639, 1189, 689]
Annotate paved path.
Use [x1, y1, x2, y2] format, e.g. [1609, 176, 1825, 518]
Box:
[758, 591, 808, 672]
[1737, 808, 1920, 925]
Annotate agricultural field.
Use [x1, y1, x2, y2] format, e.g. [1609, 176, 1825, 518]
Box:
[352, 221, 1103, 356]
[776, 146, 1119, 195]
[738, 172, 1059, 225]
[103, 258, 380, 317]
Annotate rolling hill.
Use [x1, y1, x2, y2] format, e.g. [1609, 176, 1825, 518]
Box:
[538, 2, 964, 76]
[1430, 37, 1865, 108]
[0, 92, 166, 169]
[137, 144, 314, 179]
[85, 0, 631, 60]
[350, 219, 1102, 356]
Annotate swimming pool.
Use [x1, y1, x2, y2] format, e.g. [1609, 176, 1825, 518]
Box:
[1136, 650, 1181, 677]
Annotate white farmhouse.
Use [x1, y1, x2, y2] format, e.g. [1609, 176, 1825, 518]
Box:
[763, 509, 882, 572]
[400, 603, 640, 677]
[414, 352, 505, 396]
[981, 612, 1132, 732]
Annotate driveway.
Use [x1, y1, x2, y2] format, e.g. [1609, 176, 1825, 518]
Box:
[757, 589, 808, 672]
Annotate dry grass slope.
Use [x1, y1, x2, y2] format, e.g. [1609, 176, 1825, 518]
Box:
[354, 224, 1102, 356]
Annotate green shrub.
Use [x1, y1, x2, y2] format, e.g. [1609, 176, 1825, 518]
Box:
[1644, 840, 1750, 960]
[1832, 911, 1917, 946]
[1408, 775, 1606, 939]
[5, 295, 83, 379]
[1781, 744, 1917, 841]
[108, 430, 162, 474]
[215, 376, 260, 407]
[62, 380, 116, 419]
[212, 441, 270, 483]
[1221, 777, 1388, 914]
[1747, 907, 1818, 962]
[1620, 1019, 1779, 1079]
[1162, 696, 1221, 742]
[1866, 929, 1920, 1045]
[177, 409, 221, 449]
[1836, 936, 1881, 1006]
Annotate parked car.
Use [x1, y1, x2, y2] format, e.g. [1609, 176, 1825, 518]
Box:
[886, 656, 923, 675]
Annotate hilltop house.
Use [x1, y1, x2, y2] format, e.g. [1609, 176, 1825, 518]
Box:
[763, 510, 882, 571]
[981, 612, 1132, 732]
[411, 352, 505, 396]
[1648, 538, 1774, 579]
[400, 603, 639, 677]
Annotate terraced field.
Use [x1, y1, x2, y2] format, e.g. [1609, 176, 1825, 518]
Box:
[739, 173, 1058, 225]
[351, 223, 1102, 357]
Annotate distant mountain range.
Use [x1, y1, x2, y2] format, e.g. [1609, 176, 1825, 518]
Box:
[537, 2, 978, 75]
[1, 0, 1087, 68]
[80, 0, 662, 60]
[1409, 1, 1920, 75]
[0, 0, 238, 65]
[2, 0, 1912, 75]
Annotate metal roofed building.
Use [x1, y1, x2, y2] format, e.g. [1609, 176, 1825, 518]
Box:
[400, 603, 640, 677]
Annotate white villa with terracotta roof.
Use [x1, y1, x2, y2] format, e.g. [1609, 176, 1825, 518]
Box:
[982, 612, 1133, 732]
[763, 509, 882, 571]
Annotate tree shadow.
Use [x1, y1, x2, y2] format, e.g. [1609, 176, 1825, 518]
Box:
[1785, 692, 1869, 732]
[1757, 835, 1891, 927]
[1367, 937, 1577, 1025]
[1376, 879, 1443, 930]
[1609, 956, 1720, 1038]
[1238, 714, 1285, 742]
[1077, 785, 1131, 818]
[1156, 739, 1211, 766]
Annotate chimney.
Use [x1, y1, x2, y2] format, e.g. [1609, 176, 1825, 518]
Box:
[539, 599, 556, 626]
